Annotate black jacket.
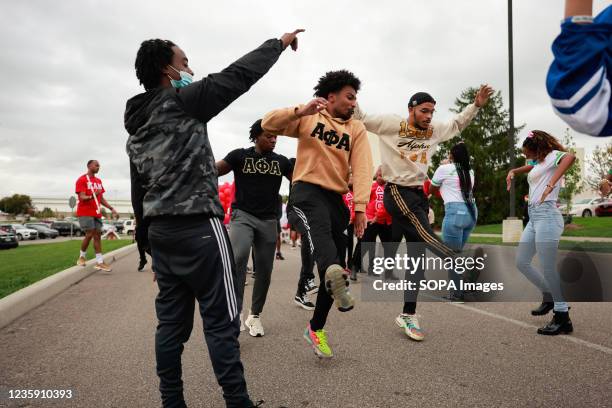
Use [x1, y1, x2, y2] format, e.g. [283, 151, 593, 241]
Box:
[125, 39, 283, 225]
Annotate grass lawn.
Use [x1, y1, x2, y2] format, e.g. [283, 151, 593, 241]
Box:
[0, 239, 133, 299]
[467, 236, 612, 253]
[472, 217, 612, 238]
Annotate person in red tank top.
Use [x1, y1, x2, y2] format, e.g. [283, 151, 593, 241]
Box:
[75, 160, 118, 271]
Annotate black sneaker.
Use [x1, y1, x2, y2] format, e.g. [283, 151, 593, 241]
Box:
[294, 293, 315, 310]
[276, 252, 285, 260]
[137, 259, 147, 272]
[305, 278, 318, 294]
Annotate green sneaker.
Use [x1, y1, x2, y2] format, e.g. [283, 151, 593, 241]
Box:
[303, 324, 333, 358]
[324, 264, 354, 312]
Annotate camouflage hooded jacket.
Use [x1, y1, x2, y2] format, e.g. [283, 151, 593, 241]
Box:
[124, 39, 283, 222]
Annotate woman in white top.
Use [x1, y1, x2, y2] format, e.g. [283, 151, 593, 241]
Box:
[507, 130, 576, 336]
[430, 142, 477, 302]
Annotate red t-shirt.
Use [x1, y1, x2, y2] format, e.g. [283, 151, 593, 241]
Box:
[366, 182, 385, 220]
[75, 174, 105, 218]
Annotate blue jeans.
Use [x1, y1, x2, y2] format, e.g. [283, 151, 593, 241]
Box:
[516, 201, 569, 312]
[442, 202, 478, 291]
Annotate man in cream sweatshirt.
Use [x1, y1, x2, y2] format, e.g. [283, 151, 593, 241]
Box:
[354, 85, 493, 341]
[262, 70, 373, 359]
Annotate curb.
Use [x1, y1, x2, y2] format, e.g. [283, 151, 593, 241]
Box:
[0, 243, 137, 330]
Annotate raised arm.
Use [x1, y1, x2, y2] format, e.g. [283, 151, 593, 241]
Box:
[262, 98, 327, 137]
[179, 29, 304, 123]
[436, 85, 494, 141]
[352, 103, 399, 136]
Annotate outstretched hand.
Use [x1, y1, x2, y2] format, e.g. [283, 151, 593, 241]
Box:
[474, 84, 494, 107]
[296, 97, 328, 117]
[280, 29, 305, 51]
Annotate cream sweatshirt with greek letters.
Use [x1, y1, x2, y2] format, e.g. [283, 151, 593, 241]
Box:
[262, 106, 373, 212]
[353, 103, 479, 187]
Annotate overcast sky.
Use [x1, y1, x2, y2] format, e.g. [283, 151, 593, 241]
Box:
[0, 0, 610, 200]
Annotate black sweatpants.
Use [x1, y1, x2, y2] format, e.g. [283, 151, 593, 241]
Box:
[148, 215, 251, 408]
[384, 184, 455, 315]
[287, 182, 350, 331]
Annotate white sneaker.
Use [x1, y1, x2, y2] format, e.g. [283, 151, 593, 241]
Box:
[245, 314, 264, 337]
[239, 313, 245, 332]
[395, 313, 424, 341]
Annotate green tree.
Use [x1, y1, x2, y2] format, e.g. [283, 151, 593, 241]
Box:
[0, 194, 33, 215]
[558, 129, 583, 216]
[35, 207, 56, 219]
[429, 88, 527, 225]
[586, 141, 612, 191]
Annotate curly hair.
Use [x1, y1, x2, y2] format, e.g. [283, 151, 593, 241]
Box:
[249, 119, 264, 143]
[313, 70, 361, 99]
[522, 130, 566, 161]
[135, 39, 176, 90]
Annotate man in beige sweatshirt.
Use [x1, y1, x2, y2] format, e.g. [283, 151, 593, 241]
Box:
[262, 70, 373, 359]
[354, 85, 493, 342]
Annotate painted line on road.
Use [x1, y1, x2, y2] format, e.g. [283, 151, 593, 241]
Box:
[450, 302, 612, 356]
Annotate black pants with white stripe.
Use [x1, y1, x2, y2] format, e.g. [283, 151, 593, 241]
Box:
[384, 184, 455, 315]
[149, 215, 251, 408]
[288, 182, 350, 331]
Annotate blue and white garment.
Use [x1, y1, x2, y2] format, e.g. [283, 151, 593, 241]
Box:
[547, 5, 612, 137]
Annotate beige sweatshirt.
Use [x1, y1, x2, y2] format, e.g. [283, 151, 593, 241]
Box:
[354, 103, 480, 187]
[262, 106, 373, 212]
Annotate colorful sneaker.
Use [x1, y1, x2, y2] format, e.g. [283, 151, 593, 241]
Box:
[294, 293, 315, 310]
[76, 256, 87, 267]
[94, 262, 112, 272]
[303, 324, 333, 358]
[245, 314, 264, 337]
[305, 278, 318, 294]
[324, 264, 354, 312]
[395, 313, 424, 341]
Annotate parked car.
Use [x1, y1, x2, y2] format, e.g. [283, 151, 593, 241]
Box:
[123, 219, 135, 235]
[0, 225, 19, 249]
[8, 224, 39, 240]
[51, 221, 82, 236]
[112, 220, 124, 234]
[595, 199, 612, 217]
[561, 197, 609, 217]
[24, 223, 59, 239]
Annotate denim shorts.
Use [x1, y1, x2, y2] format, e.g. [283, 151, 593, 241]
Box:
[78, 216, 103, 232]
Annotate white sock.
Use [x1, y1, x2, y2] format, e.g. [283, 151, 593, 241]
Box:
[96, 253, 103, 264]
[80, 250, 86, 258]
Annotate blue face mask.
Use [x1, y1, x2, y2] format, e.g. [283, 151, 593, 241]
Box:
[527, 159, 537, 166]
[168, 65, 193, 89]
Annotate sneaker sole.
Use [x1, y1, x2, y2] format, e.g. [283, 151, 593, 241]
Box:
[94, 266, 112, 272]
[395, 317, 424, 341]
[303, 332, 333, 359]
[324, 266, 354, 312]
[294, 299, 315, 311]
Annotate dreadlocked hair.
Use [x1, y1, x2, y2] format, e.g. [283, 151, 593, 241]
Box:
[249, 119, 263, 143]
[522, 130, 566, 162]
[450, 142, 476, 221]
[135, 39, 176, 90]
[313, 70, 361, 98]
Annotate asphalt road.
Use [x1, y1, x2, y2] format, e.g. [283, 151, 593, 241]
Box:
[1, 244, 611, 408]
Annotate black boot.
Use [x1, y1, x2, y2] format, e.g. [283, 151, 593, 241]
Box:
[537, 311, 573, 335]
[531, 292, 554, 316]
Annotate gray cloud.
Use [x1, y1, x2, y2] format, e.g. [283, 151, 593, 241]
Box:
[0, 0, 609, 200]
